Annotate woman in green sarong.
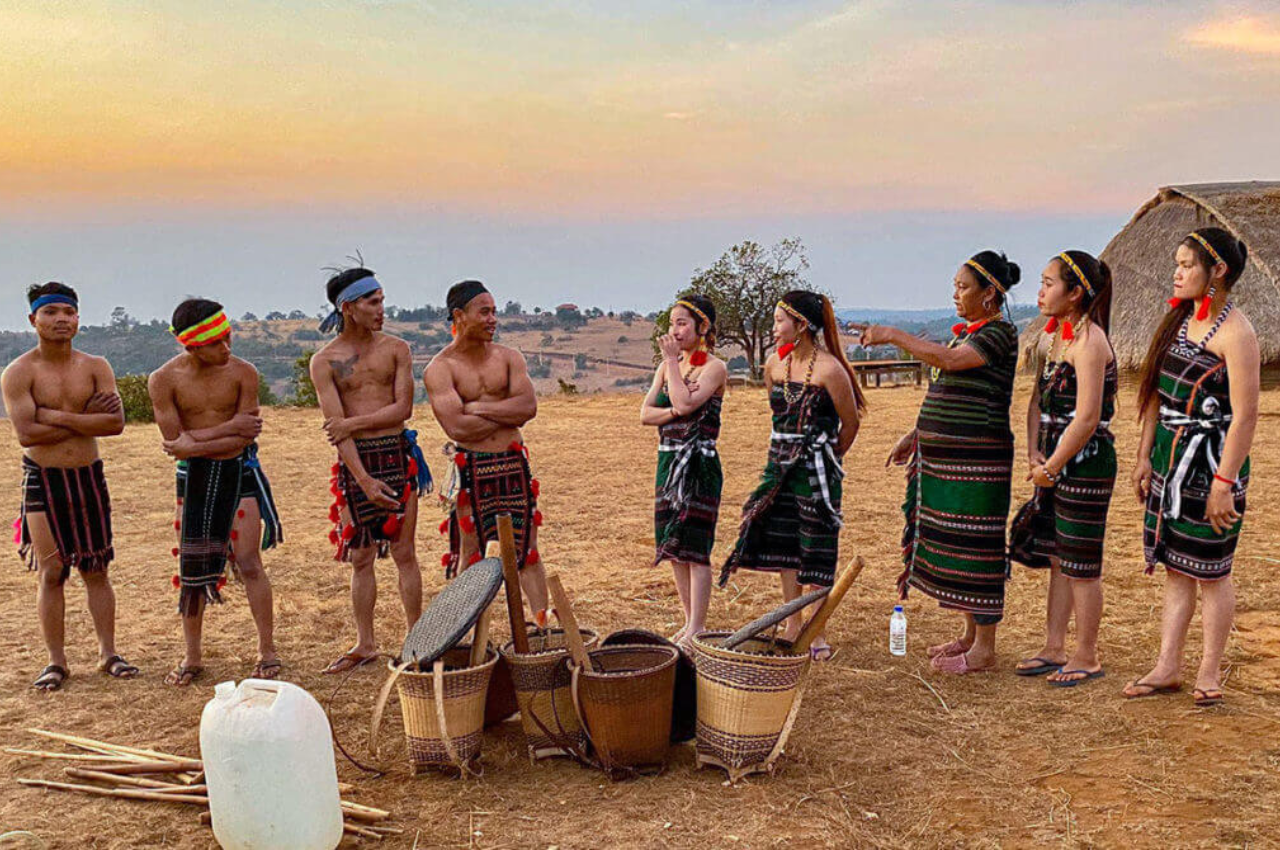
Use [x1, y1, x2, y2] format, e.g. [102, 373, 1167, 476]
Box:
[856, 251, 1021, 675]
[641, 294, 727, 651]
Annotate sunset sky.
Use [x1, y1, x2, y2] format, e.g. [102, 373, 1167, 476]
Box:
[3, 0, 1278, 327]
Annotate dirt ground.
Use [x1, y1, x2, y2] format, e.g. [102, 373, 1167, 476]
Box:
[2, 377, 1279, 849]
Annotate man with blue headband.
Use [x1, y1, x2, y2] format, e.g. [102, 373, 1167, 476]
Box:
[1, 282, 136, 691]
[311, 263, 431, 675]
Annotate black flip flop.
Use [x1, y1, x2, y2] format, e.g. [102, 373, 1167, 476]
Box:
[1193, 688, 1224, 707]
[33, 664, 69, 691]
[99, 655, 139, 679]
[1015, 656, 1063, 677]
[1049, 669, 1105, 688]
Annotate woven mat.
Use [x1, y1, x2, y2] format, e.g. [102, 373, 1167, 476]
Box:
[401, 557, 504, 667]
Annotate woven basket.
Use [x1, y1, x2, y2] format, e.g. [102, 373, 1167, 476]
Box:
[691, 631, 810, 782]
[501, 628, 601, 761]
[393, 645, 497, 775]
[575, 644, 677, 774]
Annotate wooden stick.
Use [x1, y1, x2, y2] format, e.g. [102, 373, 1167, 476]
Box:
[27, 729, 194, 765]
[338, 781, 355, 794]
[5, 748, 134, 763]
[18, 778, 208, 805]
[341, 804, 390, 824]
[497, 514, 529, 654]
[469, 541, 501, 666]
[546, 574, 591, 670]
[90, 760, 204, 775]
[344, 822, 383, 840]
[368, 825, 405, 835]
[64, 767, 202, 792]
[793, 556, 865, 655]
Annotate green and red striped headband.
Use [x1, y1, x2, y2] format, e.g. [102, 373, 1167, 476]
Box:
[170, 310, 231, 347]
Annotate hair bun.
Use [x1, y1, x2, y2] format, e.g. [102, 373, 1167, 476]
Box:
[1004, 260, 1021, 288]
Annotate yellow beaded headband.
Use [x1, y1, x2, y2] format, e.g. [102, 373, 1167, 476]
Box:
[777, 300, 816, 331]
[1187, 232, 1226, 267]
[674, 299, 711, 331]
[965, 259, 1007, 293]
[1057, 252, 1095, 298]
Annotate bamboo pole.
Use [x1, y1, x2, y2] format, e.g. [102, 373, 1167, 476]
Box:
[90, 760, 204, 775]
[546, 574, 591, 670]
[26, 729, 196, 766]
[5, 748, 134, 763]
[64, 767, 203, 793]
[469, 541, 501, 666]
[18, 778, 209, 805]
[341, 800, 391, 818]
[344, 822, 383, 840]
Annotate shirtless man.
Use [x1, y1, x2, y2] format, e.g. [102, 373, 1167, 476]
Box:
[425, 280, 546, 619]
[311, 266, 429, 674]
[2, 282, 134, 691]
[149, 299, 284, 686]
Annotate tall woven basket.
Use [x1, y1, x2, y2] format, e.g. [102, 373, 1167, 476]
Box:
[394, 645, 498, 775]
[574, 644, 677, 775]
[501, 628, 600, 761]
[691, 631, 810, 783]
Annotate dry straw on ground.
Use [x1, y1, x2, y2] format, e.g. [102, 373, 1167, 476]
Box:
[2, 378, 1279, 848]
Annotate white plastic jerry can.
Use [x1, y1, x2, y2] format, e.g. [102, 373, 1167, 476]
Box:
[200, 679, 344, 850]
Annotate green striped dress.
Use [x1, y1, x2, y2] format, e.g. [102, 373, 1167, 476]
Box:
[899, 320, 1017, 618]
[654, 388, 723, 567]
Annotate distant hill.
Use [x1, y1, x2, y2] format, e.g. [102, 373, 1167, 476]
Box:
[837, 304, 1041, 342]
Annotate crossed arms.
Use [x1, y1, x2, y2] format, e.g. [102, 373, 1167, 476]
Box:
[148, 364, 262, 460]
[1, 357, 124, 448]
[425, 350, 536, 444]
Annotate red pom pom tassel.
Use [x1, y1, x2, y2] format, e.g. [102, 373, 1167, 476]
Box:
[407, 457, 418, 476]
[533, 510, 543, 527]
[468, 552, 481, 566]
[441, 552, 451, 568]
[952, 322, 966, 336]
[525, 548, 541, 566]
[1168, 297, 1183, 309]
[328, 529, 339, 544]
[459, 515, 475, 534]
[438, 518, 449, 535]
[691, 350, 709, 366]
[382, 516, 400, 536]
[171, 547, 179, 558]
[230, 530, 238, 541]
[172, 574, 181, 588]
[328, 505, 341, 524]
[531, 479, 540, 497]
[777, 342, 795, 359]
[1061, 321, 1075, 342]
[454, 453, 466, 469]
[456, 490, 470, 509]
[342, 525, 355, 541]
[1044, 317, 1058, 334]
[237, 509, 245, 518]
[173, 520, 181, 530]
[216, 576, 227, 591]
[1196, 298, 1212, 321]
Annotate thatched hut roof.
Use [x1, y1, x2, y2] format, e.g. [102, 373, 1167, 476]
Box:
[1021, 181, 1280, 369]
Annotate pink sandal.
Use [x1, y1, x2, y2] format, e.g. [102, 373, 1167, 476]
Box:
[930, 652, 993, 675]
[926, 639, 970, 659]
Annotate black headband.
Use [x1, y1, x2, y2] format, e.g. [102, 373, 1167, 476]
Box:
[447, 280, 489, 315]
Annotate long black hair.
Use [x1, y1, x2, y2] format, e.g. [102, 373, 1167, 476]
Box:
[1137, 227, 1248, 414]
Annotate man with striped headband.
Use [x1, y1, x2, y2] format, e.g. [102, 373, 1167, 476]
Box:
[311, 265, 431, 675]
[148, 298, 284, 686]
[425, 279, 547, 622]
[2, 282, 136, 692]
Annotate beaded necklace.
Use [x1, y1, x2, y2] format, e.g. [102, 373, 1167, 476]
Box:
[783, 343, 818, 406]
[1178, 300, 1233, 351]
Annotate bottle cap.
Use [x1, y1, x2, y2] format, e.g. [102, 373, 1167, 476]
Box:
[893, 605, 904, 613]
[214, 681, 236, 699]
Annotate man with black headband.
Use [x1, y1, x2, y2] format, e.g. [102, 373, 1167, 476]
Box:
[2, 282, 135, 691]
[148, 298, 284, 686]
[425, 279, 547, 621]
[311, 265, 431, 675]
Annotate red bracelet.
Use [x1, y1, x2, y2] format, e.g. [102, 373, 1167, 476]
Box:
[1214, 473, 1237, 486]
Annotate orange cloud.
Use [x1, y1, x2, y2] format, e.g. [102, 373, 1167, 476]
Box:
[1186, 16, 1280, 54]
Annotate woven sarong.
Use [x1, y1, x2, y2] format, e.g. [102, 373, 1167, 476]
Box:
[18, 457, 114, 583]
[1143, 329, 1248, 580]
[177, 443, 282, 552]
[332, 430, 431, 561]
[177, 455, 243, 615]
[899, 321, 1016, 618]
[655, 390, 722, 567]
[445, 444, 537, 578]
[1009, 359, 1117, 579]
[722, 384, 842, 589]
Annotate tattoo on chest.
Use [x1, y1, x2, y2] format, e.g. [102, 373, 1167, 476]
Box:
[331, 353, 360, 380]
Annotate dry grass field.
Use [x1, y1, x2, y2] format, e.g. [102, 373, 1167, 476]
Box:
[2, 378, 1279, 848]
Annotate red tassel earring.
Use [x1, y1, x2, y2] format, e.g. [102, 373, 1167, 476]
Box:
[1195, 286, 1215, 321]
[1061, 321, 1075, 341]
[1044, 317, 1058, 334]
[777, 342, 796, 359]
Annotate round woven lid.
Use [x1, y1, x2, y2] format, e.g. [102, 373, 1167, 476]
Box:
[400, 557, 504, 667]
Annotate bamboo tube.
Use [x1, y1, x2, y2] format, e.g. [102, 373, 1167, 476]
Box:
[341, 800, 391, 818]
[546, 574, 591, 670]
[344, 822, 383, 840]
[18, 778, 209, 805]
[368, 826, 405, 835]
[90, 760, 204, 775]
[5, 748, 133, 762]
[27, 729, 195, 765]
[793, 556, 865, 654]
[338, 781, 356, 794]
[469, 540, 501, 666]
[341, 805, 389, 824]
[64, 767, 202, 792]
[497, 514, 529, 654]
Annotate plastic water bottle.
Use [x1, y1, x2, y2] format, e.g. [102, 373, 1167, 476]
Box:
[890, 606, 907, 656]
